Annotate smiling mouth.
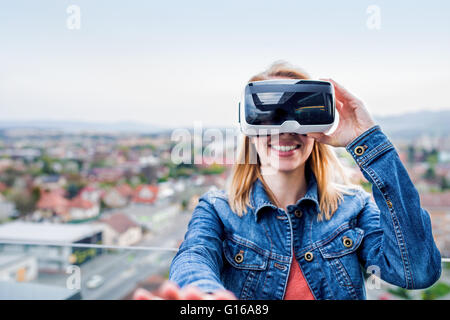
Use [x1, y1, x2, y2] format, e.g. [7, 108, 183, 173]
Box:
[269, 144, 302, 152]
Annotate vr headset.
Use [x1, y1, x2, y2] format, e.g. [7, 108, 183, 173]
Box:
[239, 79, 337, 136]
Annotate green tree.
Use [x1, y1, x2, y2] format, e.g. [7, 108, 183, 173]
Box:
[440, 176, 450, 191]
[407, 145, 415, 164]
[7, 186, 40, 216]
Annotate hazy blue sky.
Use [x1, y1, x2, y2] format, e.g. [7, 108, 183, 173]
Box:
[1, 0, 449, 127]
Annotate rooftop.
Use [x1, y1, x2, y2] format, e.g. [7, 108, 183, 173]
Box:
[99, 212, 139, 234]
[0, 221, 103, 243]
[0, 281, 81, 300]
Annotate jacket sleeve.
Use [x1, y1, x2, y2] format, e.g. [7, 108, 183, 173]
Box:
[347, 125, 442, 289]
[169, 193, 226, 293]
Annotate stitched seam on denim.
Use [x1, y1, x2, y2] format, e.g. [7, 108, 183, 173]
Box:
[262, 223, 274, 253]
[385, 198, 415, 288]
[260, 223, 274, 297]
[372, 168, 414, 288]
[335, 259, 358, 299]
[358, 142, 394, 166]
[240, 270, 254, 299]
[297, 223, 351, 256]
[191, 246, 220, 273]
[316, 223, 351, 247]
[261, 265, 271, 297]
[223, 241, 267, 270]
[320, 231, 364, 258]
[329, 258, 345, 286]
[313, 256, 336, 300]
[253, 268, 263, 299]
[346, 125, 381, 150]
[334, 259, 353, 287]
[229, 234, 289, 263]
[356, 140, 393, 164]
[223, 251, 266, 270]
[363, 166, 413, 288]
[229, 234, 270, 257]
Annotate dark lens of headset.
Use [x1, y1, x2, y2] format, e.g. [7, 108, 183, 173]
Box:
[245, 89, 334, 126]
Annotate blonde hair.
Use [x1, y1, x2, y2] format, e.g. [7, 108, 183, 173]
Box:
[228, 60, 361, 221]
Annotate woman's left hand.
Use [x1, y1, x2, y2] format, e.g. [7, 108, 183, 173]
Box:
[306, 79, 376, 148]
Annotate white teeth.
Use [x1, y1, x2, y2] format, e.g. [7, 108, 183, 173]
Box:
[270, 145, 300, 152]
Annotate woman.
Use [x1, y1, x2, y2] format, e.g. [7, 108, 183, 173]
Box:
[134, 61, 441, 300]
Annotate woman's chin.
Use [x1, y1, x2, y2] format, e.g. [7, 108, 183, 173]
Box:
[266, 158, 303, 172]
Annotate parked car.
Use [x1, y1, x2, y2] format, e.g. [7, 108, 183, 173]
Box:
[86, 275, 104, 289]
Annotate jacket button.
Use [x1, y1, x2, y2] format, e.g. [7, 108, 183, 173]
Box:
[354, 145, 366, 156]
[294, 209, 303, 218]
[234, 251, 244, 264]
[386, 200, 393, 209]
[342, 236, 353, 248]
[304, 251, 314, 262]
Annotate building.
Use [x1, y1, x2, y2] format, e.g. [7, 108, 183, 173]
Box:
[122, 203, 180, 233]
[0, 194, 16, 221]
[0, 254, 38, 282]
[79, 185, 103, 204]
[36, 190, 70, 219]
[33, 175, 67, 191]
[0, 222, 103, 271]
[68, 196, 100, 221]
[0, 281, 81, 300]
[102, 184, 133, 208]
[97, 213, 142, 247]
[132, 185, 158, 204]
[36, 190, 100, 222]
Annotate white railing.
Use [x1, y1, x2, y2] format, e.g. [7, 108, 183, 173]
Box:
[1, 239, 449, 262]
[0, 239, 178, 252]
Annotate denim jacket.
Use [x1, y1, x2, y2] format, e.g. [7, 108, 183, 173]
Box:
[169, 125, 442, 300]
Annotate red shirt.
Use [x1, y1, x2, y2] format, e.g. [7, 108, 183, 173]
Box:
[283, 256, 315, 300]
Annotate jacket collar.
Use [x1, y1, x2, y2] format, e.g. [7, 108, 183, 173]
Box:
[250, 165, 320, 222]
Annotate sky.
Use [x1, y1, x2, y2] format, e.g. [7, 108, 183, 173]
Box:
[0, 0, 449, 128]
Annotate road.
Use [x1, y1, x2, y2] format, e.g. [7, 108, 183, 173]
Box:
[80, 211, 192, 300]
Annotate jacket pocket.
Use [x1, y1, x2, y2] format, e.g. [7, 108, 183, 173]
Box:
[223, 236, 269, 270]
[319, 227, 364, 259]
[318, 227, 365, 293]
[222, 236, 270, 299]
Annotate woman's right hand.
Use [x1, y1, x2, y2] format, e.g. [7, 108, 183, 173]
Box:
[133, 280, 237, 300]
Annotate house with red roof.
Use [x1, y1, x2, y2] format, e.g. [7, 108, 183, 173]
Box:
[97, 213, 142, 246]
[68, 196, 100, 221]
[79, 185, 103, 204]
[102, 184, 134, 208]
[132, 185, 158, 204]
[36, 190, 70, 219]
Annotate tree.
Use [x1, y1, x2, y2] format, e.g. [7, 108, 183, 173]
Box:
[7, 186, 40, 216]
[407, 145, 415, 164]
[440, 176, 450, 191]
[424, 166, 436, 181]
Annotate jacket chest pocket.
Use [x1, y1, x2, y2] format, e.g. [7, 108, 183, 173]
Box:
[318, 228, 365, 291]
[222, 237, 269, 299]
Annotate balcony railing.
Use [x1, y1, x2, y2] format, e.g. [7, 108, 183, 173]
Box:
[0, 240, 449, 300]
